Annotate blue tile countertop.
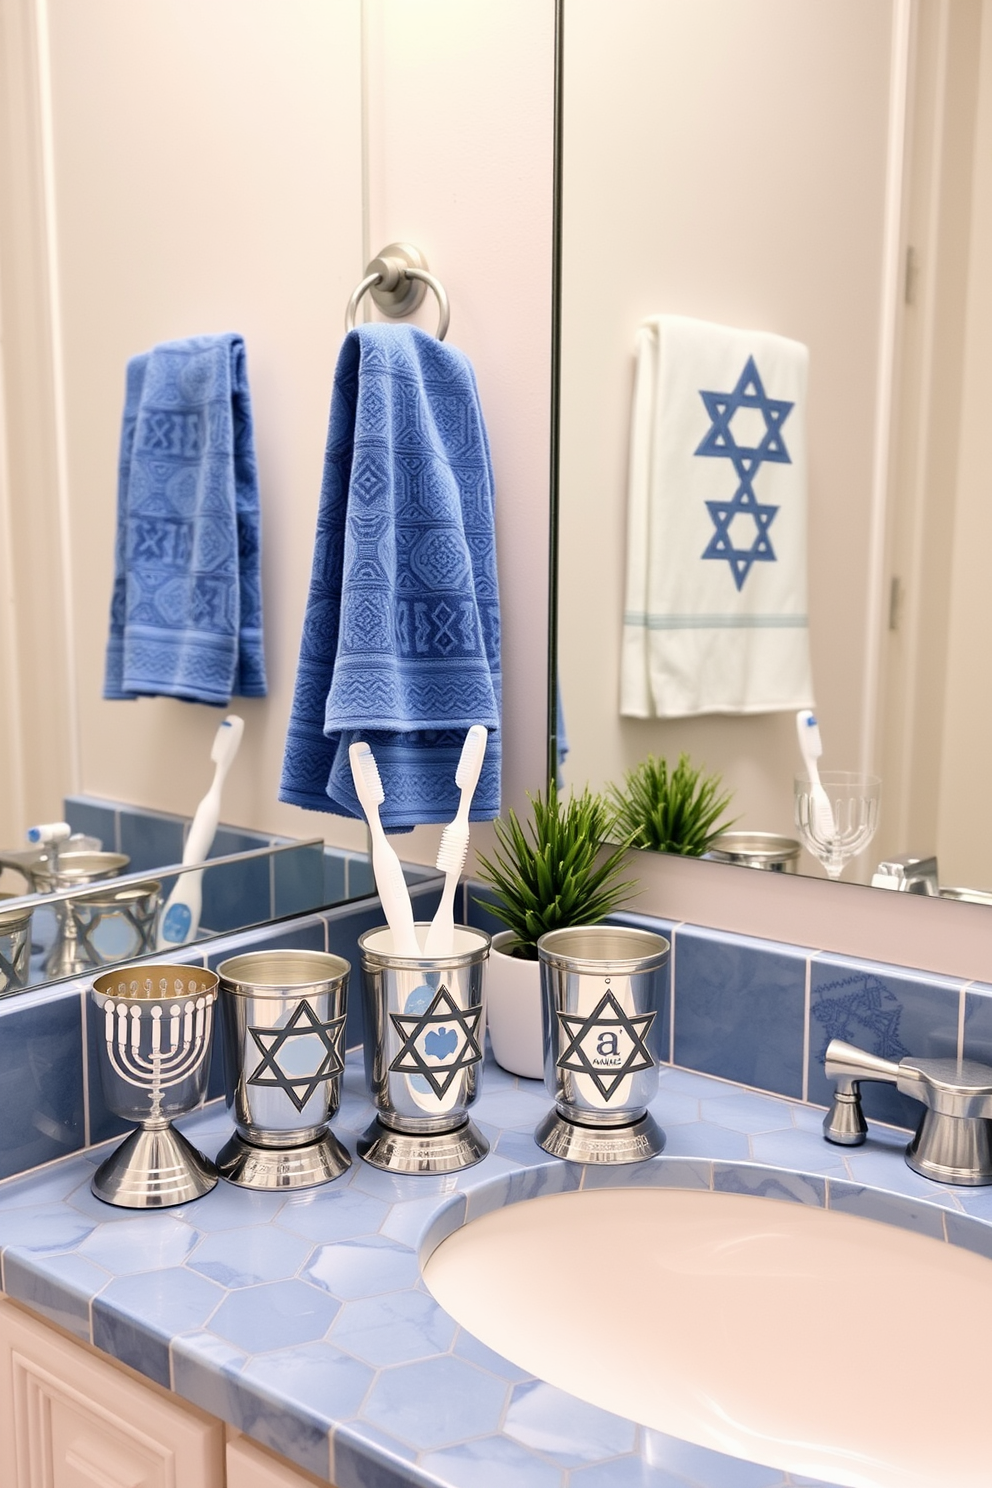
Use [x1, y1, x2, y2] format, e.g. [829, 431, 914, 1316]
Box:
[2, 1058, 991, 1488]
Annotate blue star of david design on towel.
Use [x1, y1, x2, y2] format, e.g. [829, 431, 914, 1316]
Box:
[694, 356, 794, 590]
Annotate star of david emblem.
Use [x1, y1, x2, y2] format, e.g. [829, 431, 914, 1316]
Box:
[556, 990, 656, 1102]
[694, 356, 794, 590]
[389, 986, 484, 1100]
[247, 999, 347, 1113]
[701, 487, 779, 591]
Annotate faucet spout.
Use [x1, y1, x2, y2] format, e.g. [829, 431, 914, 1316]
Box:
[821, 1037, 992, 1185]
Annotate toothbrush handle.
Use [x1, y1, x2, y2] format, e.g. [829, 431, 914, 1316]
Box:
[373, 837, 419, 955]
[423, 872, 458, 956]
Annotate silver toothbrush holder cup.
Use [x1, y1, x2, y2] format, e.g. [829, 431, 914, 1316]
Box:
[358, 924, 491, 1174]
[536, 925, 669, 1164]
[215, 949, 352, 1190]
[90, 963, 219, 1208]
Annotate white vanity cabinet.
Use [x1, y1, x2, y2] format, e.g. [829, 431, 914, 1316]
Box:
[0, 1298, 326, 1488]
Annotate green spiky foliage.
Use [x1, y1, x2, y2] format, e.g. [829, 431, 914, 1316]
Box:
[609, 753, 736, 856]
[475, 784, 637, 961]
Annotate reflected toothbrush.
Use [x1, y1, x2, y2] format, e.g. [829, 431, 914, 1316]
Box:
[158, 715, 244, 949]
[349, 741, 420, 957]
[796, 709, 836, 841]
[424, 726, 489, 957]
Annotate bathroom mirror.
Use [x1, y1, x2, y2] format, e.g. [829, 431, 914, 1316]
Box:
[552, 0, 992, 896]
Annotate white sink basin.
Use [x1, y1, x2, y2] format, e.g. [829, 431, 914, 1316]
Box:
[424, 1186, 992, 1488]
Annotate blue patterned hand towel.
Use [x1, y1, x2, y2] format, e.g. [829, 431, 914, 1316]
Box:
[279, 324, 501, 830]
[103, 333, 267, 706]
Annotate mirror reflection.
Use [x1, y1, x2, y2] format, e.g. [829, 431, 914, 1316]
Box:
[0, 2, 397, 993]
[0, 823, 417, 999]
[555, 0, 992, 897]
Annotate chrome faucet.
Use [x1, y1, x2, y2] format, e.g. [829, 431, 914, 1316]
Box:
[870, 853, 939, 894]
[822, 1038, 992, 1185]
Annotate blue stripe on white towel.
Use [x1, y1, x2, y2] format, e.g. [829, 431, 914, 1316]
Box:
[625, 612, 808, 629]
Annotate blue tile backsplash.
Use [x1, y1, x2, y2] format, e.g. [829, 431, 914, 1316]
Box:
[0, 985, 85, 1180]
[64, 794, 369, 934]
[460, 883, 991, 1141]
[1, 838, 987, 1191]
[807, 956, 962, 1129]
[672, 924, 807, 1099]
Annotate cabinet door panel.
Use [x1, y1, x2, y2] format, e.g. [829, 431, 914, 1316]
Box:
[0, 1298, 224, 1488]
[227, 1436, 333, 1488]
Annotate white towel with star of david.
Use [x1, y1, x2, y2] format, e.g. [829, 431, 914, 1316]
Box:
[621, 314, 815, 718]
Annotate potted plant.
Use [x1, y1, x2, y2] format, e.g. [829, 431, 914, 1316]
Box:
[608, 753, 736, 856]
[476, 784, 635, 1078]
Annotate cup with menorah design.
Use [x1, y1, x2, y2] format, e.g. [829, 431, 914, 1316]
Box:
[91, 963, 219, 1208]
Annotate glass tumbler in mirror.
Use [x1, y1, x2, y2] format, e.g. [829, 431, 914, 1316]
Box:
[794, 771, 881, 881]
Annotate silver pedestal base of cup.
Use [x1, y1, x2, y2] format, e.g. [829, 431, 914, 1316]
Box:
[215, 1129, 351, 1190]
[358, 1117, 489, 1174]
[91, 1123, 218, 1208]
[535, 1108, 666, 1165]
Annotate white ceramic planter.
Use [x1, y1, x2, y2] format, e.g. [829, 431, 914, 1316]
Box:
[486, 930, 545, 1080]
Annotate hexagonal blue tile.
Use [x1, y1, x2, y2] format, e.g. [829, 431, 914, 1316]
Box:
[241, 1340, 373, 1425]
[209, 1279, 339, 1352]
[92, 1267, 226, 1386]
[663, 1124, 750, 1161]
[748, 1129, 849, 1176]
[362, 1355, 508, 1450]
[0, 1202, 94, 1255]
[330, 1288, 455, 1366]
[78, 1214, 197, 1273]
[2, 1250, 109, 1340]
[422, 1434, 564, 1488]
[304, 1234, 420, 1299]
[189, 1225, 312, 1287]
[504, 1380, 636, 1466]
[172, 1184, 286, 1232]
[279, 1188, 389, 1243]
[698, 1092, 793, 1134]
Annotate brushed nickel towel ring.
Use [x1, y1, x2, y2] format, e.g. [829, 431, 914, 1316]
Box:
[345, 241, 450, 341]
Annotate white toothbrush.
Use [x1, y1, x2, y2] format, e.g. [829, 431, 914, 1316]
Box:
[796, 709, 836, 842]
[349, 741, 420, 957]
[424, 726, 489, 957]
[158, 715, 245, 949]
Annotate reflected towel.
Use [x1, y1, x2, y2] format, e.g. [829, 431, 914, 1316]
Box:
[103, 333, 266, 706]
[621, 314, 815, 718]
[279, 324, 501, 830]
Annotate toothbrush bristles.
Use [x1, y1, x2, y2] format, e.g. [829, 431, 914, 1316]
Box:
[351, 742, 385, 805]
[436, 823, 470, 874]
[455, 726, 487, 790]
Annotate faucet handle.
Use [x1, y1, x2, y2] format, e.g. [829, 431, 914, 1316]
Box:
[822, 1039, 903, 1148]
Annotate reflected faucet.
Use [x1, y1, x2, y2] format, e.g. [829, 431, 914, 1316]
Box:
[870, 853, 939, 895]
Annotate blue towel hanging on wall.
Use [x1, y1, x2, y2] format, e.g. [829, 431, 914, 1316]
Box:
[279, 323, 501, 831]
[103, 333, 267, 706]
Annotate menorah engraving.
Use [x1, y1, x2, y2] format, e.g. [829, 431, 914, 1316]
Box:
[91, 965, 220, 1209]
[101, 979, 215, 1122]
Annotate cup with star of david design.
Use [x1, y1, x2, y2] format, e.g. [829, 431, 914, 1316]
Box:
[536, 925, 669, 1165]
[357, 924, 491, 1174]
[215, 949, 352, 1190]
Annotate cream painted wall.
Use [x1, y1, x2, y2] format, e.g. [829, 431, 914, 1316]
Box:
[0, 0, 554, 864]
[557, 0, 895, 871]
[363, 0, 554, 866]
[935, 0, 992, 889]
